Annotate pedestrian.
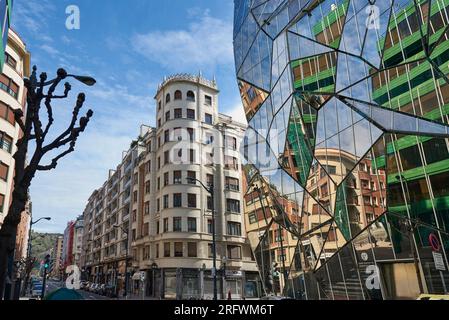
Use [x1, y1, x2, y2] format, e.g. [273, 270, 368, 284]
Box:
[227, 289, 232, 300]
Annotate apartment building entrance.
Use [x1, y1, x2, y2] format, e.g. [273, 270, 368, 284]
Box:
[380, 262, 421, 300]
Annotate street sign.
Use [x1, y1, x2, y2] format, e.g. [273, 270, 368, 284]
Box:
[432, 252, 447, 271]
[429, 233, 441, 252]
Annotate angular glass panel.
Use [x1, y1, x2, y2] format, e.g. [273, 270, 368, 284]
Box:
[238, 80, 270, 122]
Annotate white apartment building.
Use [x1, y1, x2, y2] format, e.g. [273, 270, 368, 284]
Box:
[81, 74, 261, 299]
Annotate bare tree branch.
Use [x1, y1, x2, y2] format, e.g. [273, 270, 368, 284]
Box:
[43, 93, 87, 152]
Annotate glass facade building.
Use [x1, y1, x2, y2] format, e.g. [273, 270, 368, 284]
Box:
[234, 0, 449, 299]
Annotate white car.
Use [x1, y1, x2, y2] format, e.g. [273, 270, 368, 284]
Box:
[31, 284, 43, 298]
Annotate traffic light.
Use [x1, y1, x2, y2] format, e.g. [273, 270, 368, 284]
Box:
[44, 254, 51, 270]
[271, 262, 280, 279]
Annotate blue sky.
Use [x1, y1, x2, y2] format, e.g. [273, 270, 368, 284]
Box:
[12, 0, 245, 233]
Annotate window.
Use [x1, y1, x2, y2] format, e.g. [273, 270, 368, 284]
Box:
[208, 243, 214, 258]
[145, 181, 151, 194]
[156, 220, 160, 234]
[174, 242, 183, 257]
[187, 128, 194, 141]
[0, 131, 13, 153]
[143, 223, 149, 237]
[158, 136, 161, 148]
[0, 101, 15, 125]
[166, 94, 171, 103]
[164, 130, 170, 143]
[188, 217, 197, 232]
[165, 111, 170, 122]
[133, 191, 138, 203]
[163, 195, 169, 209]
[0, 74, 19, 99]
[187, 242, 197, 257]
[173, 217, 182, 232]
[164, 151, 170, 165]
[163, 218, 169, 232]
[187, 109, 195, 119]
[205, 113, 213, 124]
[174, 108, 182, 119]
[156, 243, 160, 258]
[158, 101, 162, 111]
[173, 193, 182, 207]
[224, 156, 238, 170]
[227, 245, 241, 260]
[157, 177, 160, 191]
[0, 162, 8, 181]
[207, 219, 213, 234]
[189, 149, 195, 163]
[187, 171, 196, 184]
[205, 95, 212, 106]
[144, 201, 150, 215]
[207, 196, 213, 210]
[5, 53, 17, 69]
[164, 172, 169, 186]
[157, 157, 161, 169]
[174, 171, 182, 184]
[225, 177, 239, 191]
[205, 133, 214, 144]
[132, 210, 137, 222]
[206, 174, 214, 188]
[227, 222, 242, 236]
[157, 198, 160, 212]
[174, 90, 182, 100]
[225, 136, 237, 150]
[249, 212, 257, 224]
[226, 199, 240, 213]
[187, 194, 197, 208]
[187, 91, 195, 102]
[164, 242, 170, 257]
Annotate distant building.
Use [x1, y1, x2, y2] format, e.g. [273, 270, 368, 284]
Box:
[72, 217, 84, 267]
[62, 221, 75, 269]
[52, 236, 64, 278]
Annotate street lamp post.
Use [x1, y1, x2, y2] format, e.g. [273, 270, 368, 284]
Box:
[114, 225, 129, 299]
[187, 177, 217, 300]
[151, 262, 158, 298]
[21, 217, 51, 296]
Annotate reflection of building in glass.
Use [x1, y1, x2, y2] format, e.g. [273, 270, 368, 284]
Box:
[234, 0, 449, 299]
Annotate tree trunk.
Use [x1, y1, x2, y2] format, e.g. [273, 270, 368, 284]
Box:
[0, 196, 27, 299]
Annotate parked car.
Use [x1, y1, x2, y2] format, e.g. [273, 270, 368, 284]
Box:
[90, 283, 99, 293]
[105, 285, 117, 298]
[259, 295, 293, 300]
[83, 282, 91, 291]
[97, 284, 106, 295]
[31, 284, 43, 298]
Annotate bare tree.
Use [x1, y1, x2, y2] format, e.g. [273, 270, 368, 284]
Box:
[0, 66, 95, 299]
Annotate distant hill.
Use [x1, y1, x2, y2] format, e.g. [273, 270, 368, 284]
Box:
[30, 231, 61, 262]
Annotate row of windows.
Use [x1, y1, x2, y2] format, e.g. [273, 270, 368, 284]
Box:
[155, 216, 242, 236]
[153, 242, 242, 260]
[154, 149, 239, 170]
[159, 91, 212, 108]
[153, 193, 241, 214]
[157, 110, 213, 127]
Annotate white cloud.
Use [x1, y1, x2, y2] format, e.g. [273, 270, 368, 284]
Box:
[132, 10, 233, 70]
[39, 44, 60, 56]
[12, 0, 56, 33]
[224, 103, 248, 125]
